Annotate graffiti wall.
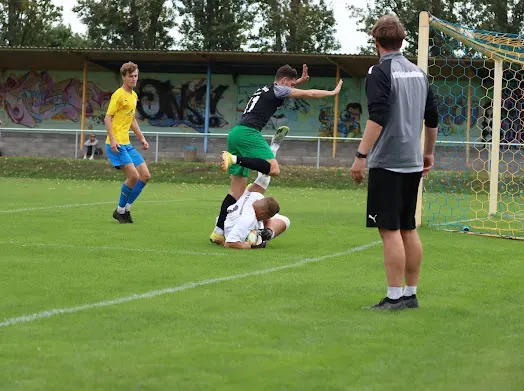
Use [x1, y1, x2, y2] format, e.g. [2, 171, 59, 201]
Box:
[432, 80, 486, 142]
[1, 68, 509, 143]
[0, 70, 367, 137]
[0, 71, 117, 130]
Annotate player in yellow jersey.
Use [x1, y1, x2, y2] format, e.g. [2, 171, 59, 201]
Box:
[104, 62, 151, 224]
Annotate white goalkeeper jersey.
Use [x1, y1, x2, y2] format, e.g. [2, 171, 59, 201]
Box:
[224, 190, 264, 243]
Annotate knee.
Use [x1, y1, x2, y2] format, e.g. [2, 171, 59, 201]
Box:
[128, 172, 139, 186]
[268, 160, 280, 176]
[141, 171, 152, 183]
[275, 214, 290, 230]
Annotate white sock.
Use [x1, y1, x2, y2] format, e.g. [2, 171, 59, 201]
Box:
[403, 286, 417, 297]
[125, 203, 131, 212]
[213, 217, 224, 235]
[116, 206, 125, 214]
[387, 287, 403, 300]
[270, 144, 280, 155]
[231, 155, 238, 164]
[254, 173, 271, 189]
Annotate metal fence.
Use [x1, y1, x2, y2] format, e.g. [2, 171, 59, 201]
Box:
[0, 127, 522, 170]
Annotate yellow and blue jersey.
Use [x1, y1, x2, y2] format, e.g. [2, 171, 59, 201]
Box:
[106, 87, 138, 145]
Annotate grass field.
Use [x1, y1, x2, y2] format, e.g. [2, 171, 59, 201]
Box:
[1, 178, 524, 391]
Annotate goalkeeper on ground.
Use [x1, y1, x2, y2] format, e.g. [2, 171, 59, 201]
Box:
[223, 175, 291, 250]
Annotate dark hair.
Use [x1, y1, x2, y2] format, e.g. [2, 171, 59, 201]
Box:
[346, 103, 362, 113]
[370, 14, 406, 50]
[120, 61, 139, 77]
[275, 65, 298, 81]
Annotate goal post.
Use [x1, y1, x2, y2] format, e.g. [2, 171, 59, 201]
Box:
[417, 11, 523, 239]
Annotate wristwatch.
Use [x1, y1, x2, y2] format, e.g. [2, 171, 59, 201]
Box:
[355, 151, 367, 159]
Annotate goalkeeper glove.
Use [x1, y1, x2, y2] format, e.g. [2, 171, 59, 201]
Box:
[251, 241, 267, 249]
[257, 228, 273, 241]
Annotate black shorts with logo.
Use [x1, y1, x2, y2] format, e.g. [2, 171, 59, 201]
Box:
[366, 168, 422, 230]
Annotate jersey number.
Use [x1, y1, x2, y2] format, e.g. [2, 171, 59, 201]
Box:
[243, 96, 260, 114]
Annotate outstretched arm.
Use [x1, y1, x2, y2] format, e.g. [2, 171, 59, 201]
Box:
[289, 80, 343, 99]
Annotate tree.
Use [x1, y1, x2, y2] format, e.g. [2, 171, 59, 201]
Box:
[175, 0, 255, 51]
[251, 0, 340, 53]
[475, 0, 524, 34]
[348, 0, 524, 56]
[45, 24, 91, 48]
[73, 0, 176, 49]
[348, 0, 464, 56]
[0, 0, 86, 47]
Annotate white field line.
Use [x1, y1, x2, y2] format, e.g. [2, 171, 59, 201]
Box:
[0, 201, 115, 213]
[0, 241, 381, 328]
[1, 241, 227, 257]
[0, 199, 186, 214]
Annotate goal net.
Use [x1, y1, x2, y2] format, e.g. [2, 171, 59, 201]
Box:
[418, 12, 523, 239]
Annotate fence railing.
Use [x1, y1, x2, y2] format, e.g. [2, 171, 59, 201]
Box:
[0, 127, 522, 169]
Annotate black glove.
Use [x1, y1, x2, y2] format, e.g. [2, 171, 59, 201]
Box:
[257, 228, 273, 242]
[251, 241, 267, 249]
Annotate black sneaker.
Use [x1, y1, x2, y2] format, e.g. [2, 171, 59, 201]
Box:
[402, 294, 419, 308]
[366, 297, 406, 310]
[124, 211, 134, 223]
[113, 209, 127, 224]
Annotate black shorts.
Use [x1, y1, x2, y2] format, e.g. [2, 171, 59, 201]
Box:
[366, 168, 422, 230]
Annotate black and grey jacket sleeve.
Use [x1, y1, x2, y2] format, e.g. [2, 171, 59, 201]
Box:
[365, 64, 391, 127]
[424, 85, 439, 128]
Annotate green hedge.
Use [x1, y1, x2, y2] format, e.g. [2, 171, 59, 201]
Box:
[0, 157, 522, 193]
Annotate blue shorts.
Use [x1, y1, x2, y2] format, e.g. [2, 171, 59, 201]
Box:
[106, 144, 145, 168]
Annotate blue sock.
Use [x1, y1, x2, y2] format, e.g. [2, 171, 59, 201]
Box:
[127, 180, 146, 205]
[118, 183, 133, 208]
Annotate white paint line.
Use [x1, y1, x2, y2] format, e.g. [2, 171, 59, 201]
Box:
[0, 199, 188, 214]
[0, 201, 115, 213]
[1, 241, 227, 257]
[0, 241, 381, 328]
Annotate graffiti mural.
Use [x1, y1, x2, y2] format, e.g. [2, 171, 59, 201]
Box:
[501, 79, 524, 145]
[435, 94, 480, 137]
[317, 102, 363, 138]
[137, 78, 229, 132]
[0, 71, 112, 129]
[1, 69, 508, 143]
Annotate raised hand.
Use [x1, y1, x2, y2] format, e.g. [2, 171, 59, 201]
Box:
[297, 64, 310, 84]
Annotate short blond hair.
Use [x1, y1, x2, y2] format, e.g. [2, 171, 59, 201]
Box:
[263, 197, 280, 218]
[120, 62, 138, 77]
[370, 14, 406, 50]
